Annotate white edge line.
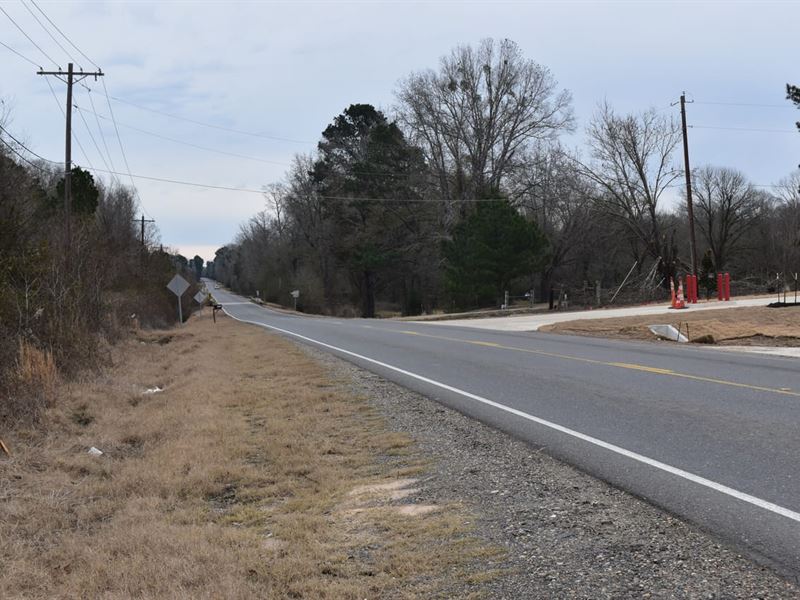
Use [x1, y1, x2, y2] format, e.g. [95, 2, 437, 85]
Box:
[222, 307, 800, 525]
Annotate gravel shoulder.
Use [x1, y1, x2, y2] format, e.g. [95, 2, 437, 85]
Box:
[301, 344, 800, 598]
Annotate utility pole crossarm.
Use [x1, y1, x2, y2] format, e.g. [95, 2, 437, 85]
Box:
[134, 214, 156, 248]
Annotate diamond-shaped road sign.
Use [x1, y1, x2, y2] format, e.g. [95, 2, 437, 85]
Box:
[167, 274, 190, 325]
[167, 274, 190, 298]
[193, 290, 207, 304]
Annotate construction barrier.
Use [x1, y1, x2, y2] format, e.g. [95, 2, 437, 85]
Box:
[687, 274, 697, 304]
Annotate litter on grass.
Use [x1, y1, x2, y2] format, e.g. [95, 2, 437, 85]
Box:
[87, 447, 103, 456]
[142, 386, 164, 395]
[648, 324, 688, 343]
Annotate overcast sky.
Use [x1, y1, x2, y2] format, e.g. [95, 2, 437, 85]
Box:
[2, 0, 798, 262]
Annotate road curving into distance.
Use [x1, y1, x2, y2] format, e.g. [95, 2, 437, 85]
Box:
[206, 280, 800, 579]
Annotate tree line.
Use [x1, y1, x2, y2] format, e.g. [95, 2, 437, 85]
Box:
[210, 39, 800, 316]
[0, 109, 201, 423]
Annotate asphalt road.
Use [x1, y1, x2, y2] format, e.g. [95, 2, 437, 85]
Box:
[207, 282, 800, 579]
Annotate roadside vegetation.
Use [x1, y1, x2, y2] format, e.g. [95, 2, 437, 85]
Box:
[0, 309, 499, 598]
[0, 114, 203, 425]
[209, 40, 800, 318]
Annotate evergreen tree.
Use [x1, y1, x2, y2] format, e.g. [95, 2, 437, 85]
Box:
[55, 167, 99, 215]
[444, 197, 547, 310]
[313, 104, 431, 317]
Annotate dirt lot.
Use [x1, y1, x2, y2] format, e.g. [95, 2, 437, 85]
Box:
[0, 309, 498, 599]
[540, 305, 800, 346]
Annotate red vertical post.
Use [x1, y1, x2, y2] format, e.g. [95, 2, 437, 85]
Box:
[717, 273, 723, 301]
[692, 275, 698, 303]
[724, 272, 731, 301]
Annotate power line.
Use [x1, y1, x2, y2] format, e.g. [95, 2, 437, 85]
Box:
[75, 101, 114, 175]
[694, 101, 795, 109]
[689, 124, 798, 134]
[20, 0, 78, 66]
[23, 2, 151, 217]
[43, 75, 95, 171]
[73, 103, 425, 178]
[0, 135, 49, 171]
[0, 39, 40, 67]
[79, 167, 431, 197]
[99, 77, 153, 219]
[74, 104, 292, 166]
[0, 4, 59, 67]
[0, 123, 60, 163]
[85, 86, 119, 184]
[29, 0, 98, 69]
[106, 94, 312, 144]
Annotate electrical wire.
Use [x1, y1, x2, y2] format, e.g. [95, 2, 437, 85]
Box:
[105, 94, 312, 144]
[20, 0, 78, 67]
[76, 102, 114, 175]
[73, 104, 291, 166]
[73, 103, 426, 178]
[29, 0, 98, 69]
[694, 101, 795, 109]
[689, 124, 798, 134]
[0, 135, 50, 171]
[0, 38, 41, 67]
[0, 123, 60, 164]
[0, 3, 59, 67]
[43, 75, 95, 171]
[74, 165, 590, 201]
[99, 77, 153, 219]
[85, 87, 119, 183]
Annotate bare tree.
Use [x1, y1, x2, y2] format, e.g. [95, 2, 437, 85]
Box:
[580, 103, 682, 282]
[691, 166, 764, 271]
[768, 170, 800, 275]
[396, 38, 574, 226]
[509, 144, 596, 296]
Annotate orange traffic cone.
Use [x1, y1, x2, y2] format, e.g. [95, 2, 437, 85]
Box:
[676, 278, 686, 309]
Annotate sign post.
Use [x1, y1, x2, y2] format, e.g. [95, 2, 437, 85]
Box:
[290, 289, 300, 311]
[167, 274, 190, 324]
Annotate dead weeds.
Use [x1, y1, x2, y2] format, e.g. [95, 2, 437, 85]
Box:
[0, 308, 497, 599]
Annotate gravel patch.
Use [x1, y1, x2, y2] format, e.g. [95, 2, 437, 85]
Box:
[300, 344, 800, 599]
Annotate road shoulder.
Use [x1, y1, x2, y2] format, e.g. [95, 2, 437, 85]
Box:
[302, 343, 800, 598]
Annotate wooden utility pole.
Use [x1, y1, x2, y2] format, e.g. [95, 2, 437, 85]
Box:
[37, 63, 104, 246]
[137, 214, 155, 248]
[134, 214, 155, 273]
[679, 92, 699, 276]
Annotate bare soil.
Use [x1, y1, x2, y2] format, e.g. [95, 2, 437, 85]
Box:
[0, 309, 497, 599]
[540, 305, 800, 346]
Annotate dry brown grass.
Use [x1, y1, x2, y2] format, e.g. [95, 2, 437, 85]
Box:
[1, 340, 60, 424]
[0, 309, 497, 599]
[541, 305, 800, 346]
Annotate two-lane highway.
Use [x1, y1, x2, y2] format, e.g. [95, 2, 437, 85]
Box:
[209, 282, 800, 578]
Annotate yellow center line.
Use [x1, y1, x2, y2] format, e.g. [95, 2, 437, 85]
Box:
[395, 329, 800, 398]
[608, 362, 675, 375]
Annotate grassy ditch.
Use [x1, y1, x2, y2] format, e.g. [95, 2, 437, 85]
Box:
[0, 308, 499, 598]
